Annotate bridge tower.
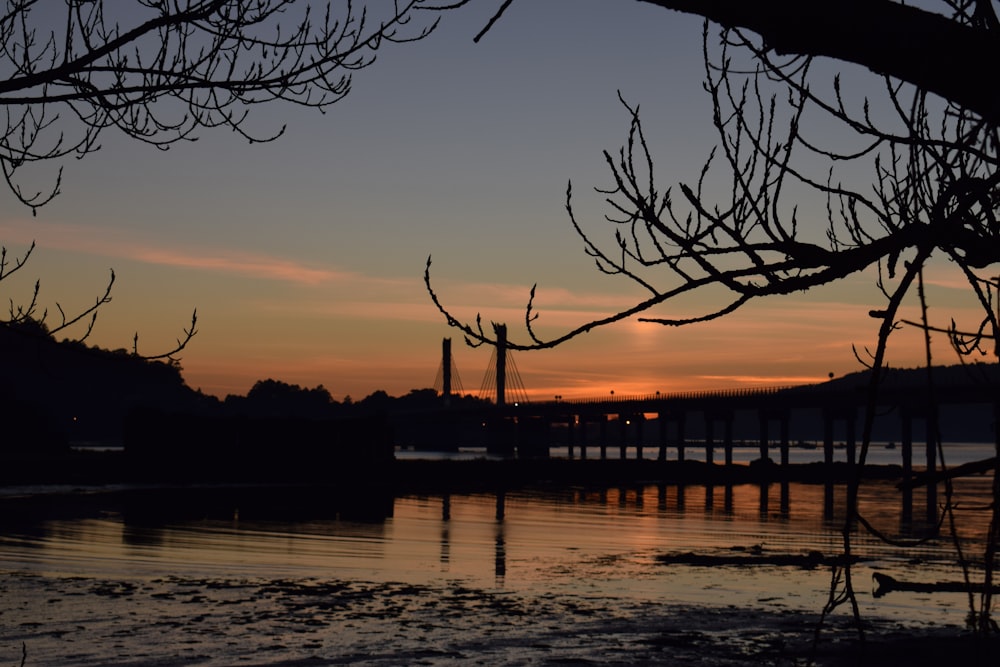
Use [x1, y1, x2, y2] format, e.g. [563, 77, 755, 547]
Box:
[434, 337, 464, 406]
[495, 323, 507, 407]
[442, 337, 453, 407]
[478, 323, 529, 406]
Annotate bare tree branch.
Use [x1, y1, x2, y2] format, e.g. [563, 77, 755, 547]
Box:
[0, 0, 469, 210]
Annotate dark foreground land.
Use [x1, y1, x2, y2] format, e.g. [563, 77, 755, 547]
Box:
[3, 568, 999, 667]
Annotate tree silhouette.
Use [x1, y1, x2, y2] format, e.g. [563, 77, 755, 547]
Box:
[0, 0, 462, 211]
[428, 1, 1000, 635]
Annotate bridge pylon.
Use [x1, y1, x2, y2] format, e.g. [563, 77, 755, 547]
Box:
[434, 337, 464, 406]
[478, 322, 529, 406]
[495, 323, 507, 407]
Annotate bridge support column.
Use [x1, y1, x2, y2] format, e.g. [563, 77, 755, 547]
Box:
[619, 416, 628, 460]
[567, 417, 575, 459]
[676, 411, 687, 462]
[578, 418, 587, 460]
[845, 409, 857, 466]
[900, 407, 913, 479]
[757, 411, 770, 463]
[757, 410, 788, 465]
[823, 410, 834, 465]
[704, 414, 714, 465]
[599, 417, 608, 460]
[658, 414, 668, 461]
[724, 415, 734, 466]
[636, 414, 645, 460]
[779, 413, 790, 467]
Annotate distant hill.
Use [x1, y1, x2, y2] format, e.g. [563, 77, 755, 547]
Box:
[791, 361, 1000, 393]
[773, 361, 999, 444]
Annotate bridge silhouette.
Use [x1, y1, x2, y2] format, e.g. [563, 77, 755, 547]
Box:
[430, 335, 999, 478]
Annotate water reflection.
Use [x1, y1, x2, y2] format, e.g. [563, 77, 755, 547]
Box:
[0, 479, 991, 591]
[493, 491, 507, 585]
[440, 493, 450, 570]
[495, 532, 506, 584]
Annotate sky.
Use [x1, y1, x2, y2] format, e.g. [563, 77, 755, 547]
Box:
[1, 1, 993, 402]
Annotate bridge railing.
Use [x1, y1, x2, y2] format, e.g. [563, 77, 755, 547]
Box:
[541, 385, 793, 407]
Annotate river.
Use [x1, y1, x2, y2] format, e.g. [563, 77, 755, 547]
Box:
[1, 448, 997, 665]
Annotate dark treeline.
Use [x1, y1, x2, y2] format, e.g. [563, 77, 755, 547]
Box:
[226, 381, 488, 420]
[3, 320, 488, 452]
[6, 318, 999, 453]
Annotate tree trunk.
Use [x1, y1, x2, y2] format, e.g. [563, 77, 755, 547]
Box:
[639, 0, 1000, 121]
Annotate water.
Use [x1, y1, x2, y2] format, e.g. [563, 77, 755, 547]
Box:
[1, 463, 997, 665]
[399, 441, 994, 466]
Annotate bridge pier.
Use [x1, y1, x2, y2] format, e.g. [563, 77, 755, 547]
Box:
[901, 407, 913, 478]
[701, 409, 735, 465]
[486, 383, 992, 481]
[780, 416, 791, 466]
[599, 416, 608, 460]
[636, 414, 645, 460]
[619, 416, 628, 460]
[704, 413, 714, 465]
[824, 412, 834, 465]
[676, 412, 687, 462]
[758, 412, 769, 463]
[723, 415, 734, 466]
[757, 409, 791, 466]
[658, 416, 667, 461]
[566, 417, 575, 459]
[757, 409, 790, 464]
[822, 407, 857, 466]
[846, 410, 857, 466]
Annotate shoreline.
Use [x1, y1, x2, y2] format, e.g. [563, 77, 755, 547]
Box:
[0, 450, 921, 491]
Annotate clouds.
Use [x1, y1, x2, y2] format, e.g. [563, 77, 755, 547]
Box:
[0, 218, 355, 286]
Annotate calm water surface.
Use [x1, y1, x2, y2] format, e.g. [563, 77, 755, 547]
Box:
[1, 458, 996, 665]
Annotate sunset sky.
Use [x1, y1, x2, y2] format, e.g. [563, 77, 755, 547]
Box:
[1, 1, 991, 401]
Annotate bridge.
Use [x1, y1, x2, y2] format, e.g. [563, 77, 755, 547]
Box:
[493, 382, 997, 470]
[431, 334, 1000, 482]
